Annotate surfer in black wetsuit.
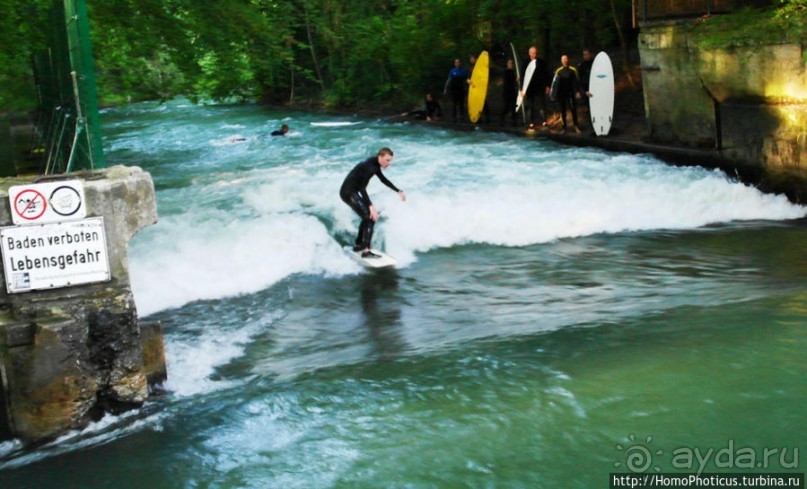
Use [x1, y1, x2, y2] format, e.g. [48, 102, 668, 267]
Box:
[576, 49, 594, 119]
[520, 46, 551, 131]
[577, 49, 594, 98]
[271, 124, 289, 136]
[444, 58, 470, 122]
[402, 93, 442, 121]
[553, 55, 587, 134]
[500, 58, 518, 126]
[340, 147, 406, 258]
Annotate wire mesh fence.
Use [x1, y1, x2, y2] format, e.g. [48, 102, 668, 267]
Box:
[31, 0, 105, 175]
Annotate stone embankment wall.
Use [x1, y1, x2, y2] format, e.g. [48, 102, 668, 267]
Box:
[638, 22, 806, 200]
[0, 165, 165, 445]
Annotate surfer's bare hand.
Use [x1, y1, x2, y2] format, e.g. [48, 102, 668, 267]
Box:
[398, 190, 406, 202]
[370, 206, 379, 221]
[586, 91, 593, 98]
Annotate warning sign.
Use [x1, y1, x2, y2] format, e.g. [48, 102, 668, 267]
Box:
[9, 181, 87, 225]
[0, 217, 110, 293]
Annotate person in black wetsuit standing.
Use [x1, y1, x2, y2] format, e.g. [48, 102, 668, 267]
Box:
[444, 58, 470, 122]
[520, 46, 551, 131]
[577, 49, 594, 98]
[553, 54, 587, 134]
[340, 147, 406, 258]
[500, 58, 518, 126]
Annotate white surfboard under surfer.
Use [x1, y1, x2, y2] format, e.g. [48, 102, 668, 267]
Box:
[338, 147, 406, 268]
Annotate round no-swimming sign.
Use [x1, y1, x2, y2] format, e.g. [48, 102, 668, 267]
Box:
[8, 181, 87, 225]
[13, 189, 47, 221]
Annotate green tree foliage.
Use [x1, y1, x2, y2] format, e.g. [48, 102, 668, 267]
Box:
[0, 0, 51, 111]
[1, 0, 641, 111]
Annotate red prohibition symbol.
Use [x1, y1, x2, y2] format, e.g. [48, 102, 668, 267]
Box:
[14, 189, 48, 221]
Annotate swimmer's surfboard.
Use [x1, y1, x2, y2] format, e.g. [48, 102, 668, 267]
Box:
[310, 121, 362, 127]
[589, 52, 615, 136]
[343, 246, 397, 269]
[509, 42, 526, 124]
[515, 59, 536, 112]
[467, 51, 490, 124]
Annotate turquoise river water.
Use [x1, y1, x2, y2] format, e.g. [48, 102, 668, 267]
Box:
[0, 100, 805, 488]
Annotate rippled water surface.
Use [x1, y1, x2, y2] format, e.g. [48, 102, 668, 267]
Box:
[1, 101, 805, 488]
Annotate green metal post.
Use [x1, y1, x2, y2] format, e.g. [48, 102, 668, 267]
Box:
[62, 0, 105, 170]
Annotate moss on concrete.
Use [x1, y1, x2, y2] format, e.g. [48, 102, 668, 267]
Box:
[690, 3, 807, 51]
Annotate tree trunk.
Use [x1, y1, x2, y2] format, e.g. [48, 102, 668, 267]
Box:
[303, 4, 325, 89]
[289, 65, 295, 105]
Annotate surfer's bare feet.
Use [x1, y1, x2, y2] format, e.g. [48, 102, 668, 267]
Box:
[361, 251, 381, 259]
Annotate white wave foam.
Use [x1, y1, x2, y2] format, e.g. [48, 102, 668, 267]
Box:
[162, 310, 281, 397]
[0, 410, 167, 470]
[130, 212, 356, 316]
[381, 154, 805, 264]
[127, 126, 805, 316]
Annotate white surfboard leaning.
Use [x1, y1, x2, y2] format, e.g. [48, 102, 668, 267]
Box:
[343, 246, 397, 269]
[310, 121, 362, 127]
[589, 52, 615, 136]
[509, 42, 526, 124]
[515, 59, 536, 112]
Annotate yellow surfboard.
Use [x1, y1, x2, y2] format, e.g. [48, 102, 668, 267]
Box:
[467, 51, 490, 124]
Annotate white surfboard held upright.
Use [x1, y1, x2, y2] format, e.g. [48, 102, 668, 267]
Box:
[515, 59, 536, 112]
[588, 52, 615, 137]
[343, 246, 397, 269]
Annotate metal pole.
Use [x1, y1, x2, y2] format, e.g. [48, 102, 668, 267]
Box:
[65, 118, 84, 173]
[70, 71, 83, 120]
[44, 109, 66, 174]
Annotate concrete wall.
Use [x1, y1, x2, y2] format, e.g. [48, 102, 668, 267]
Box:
[638, 22, 807, 200]
[0, 166, 166, 445]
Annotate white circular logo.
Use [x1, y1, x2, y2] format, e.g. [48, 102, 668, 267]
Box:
[49, 186, 82, 216]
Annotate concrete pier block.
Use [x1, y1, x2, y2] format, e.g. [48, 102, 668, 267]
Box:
[0, 166, 165, 445]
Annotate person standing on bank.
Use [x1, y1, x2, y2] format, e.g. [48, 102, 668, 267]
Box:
[576, 49, 594, 120]
[553, 54, 587, 134]
[444, 58, 470, 122]
[520, 46, 551, 131]
[339, 147, 407, 258]
[500, 58, 518, 126]
[577, 49, 594, 98]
